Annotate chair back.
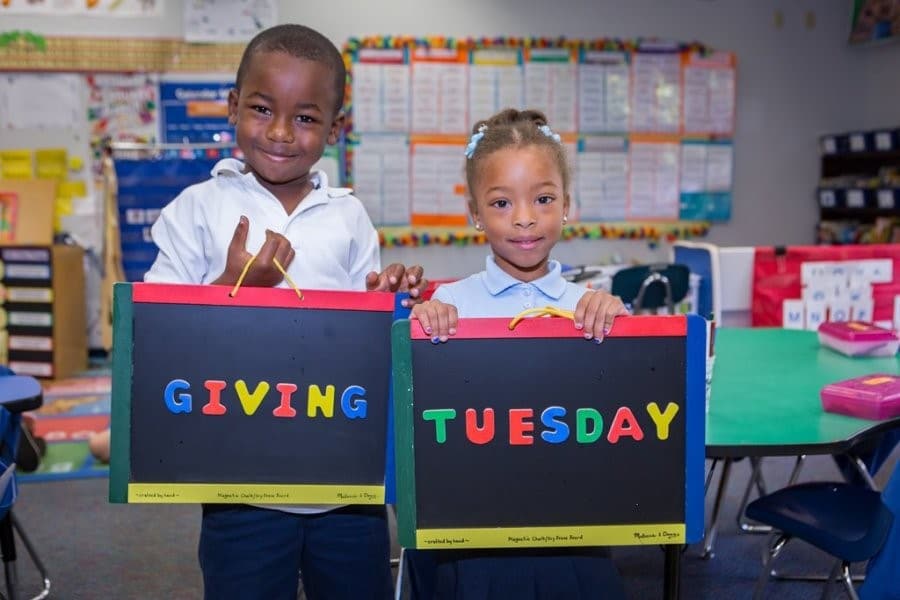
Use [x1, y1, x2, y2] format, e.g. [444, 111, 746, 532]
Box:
[860, 459, 900, 600]
[611, 263, 690, 314]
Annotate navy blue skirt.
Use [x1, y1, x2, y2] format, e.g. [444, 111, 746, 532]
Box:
[404, 548, 625, 600]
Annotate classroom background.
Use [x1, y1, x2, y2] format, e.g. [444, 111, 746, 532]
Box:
[0, 0, 898, 598]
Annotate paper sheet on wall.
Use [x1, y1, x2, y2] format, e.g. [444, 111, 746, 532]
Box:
[578, 51, 630, 133]
[680, 142, 733, 193]
[410, 140, 468, 226]
[184, 0, 277, 42]
[352, 49, 410, 133]
[469, 49, 524, 121]
[0, 0, 160, 14]
[0, 74, 85, 130]
[628, 140, 680, 219]
[630, 51, 681, 133]
[576, 136, 629, 221]
[683, 51, 736, 135]
[87, 73, 159, 169]
[411, 48, 468, 134]
[524, 49, 577, 134]
[352, 134, 411, 226]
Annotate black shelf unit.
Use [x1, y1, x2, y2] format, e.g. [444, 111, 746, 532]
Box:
[816, 127, 900, 244]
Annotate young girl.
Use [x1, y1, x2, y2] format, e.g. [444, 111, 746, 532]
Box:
[408, 108, 628, 599]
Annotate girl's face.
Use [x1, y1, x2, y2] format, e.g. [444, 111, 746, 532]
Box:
[470, 145, 569, 282]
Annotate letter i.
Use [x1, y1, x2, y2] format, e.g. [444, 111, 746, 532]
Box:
[202, 380, 227, 415]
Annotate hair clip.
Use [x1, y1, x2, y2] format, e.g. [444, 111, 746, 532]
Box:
[464, 124, 488, 159]
[538, 124, 562, 144]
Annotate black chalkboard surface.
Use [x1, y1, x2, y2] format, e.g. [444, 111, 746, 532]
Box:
[110, 282, 396, 505]
[392, 314, 706, 549]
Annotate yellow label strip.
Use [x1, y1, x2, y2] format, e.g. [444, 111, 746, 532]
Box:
[128, 483, 384, 504]
[416, 523, 685, 548]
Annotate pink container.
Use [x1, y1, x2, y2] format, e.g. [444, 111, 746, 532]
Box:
[821, 374, 900, 420]
[817, 321, 899, 357]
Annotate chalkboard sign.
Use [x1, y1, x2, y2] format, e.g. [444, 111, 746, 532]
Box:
[392, 314, 705, 549]
[110, 282, 398, 504]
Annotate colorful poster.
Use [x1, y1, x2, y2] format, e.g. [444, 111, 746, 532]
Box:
[630, 49, 681, 133]
[524, 48, 577, 134]
[578, 50, 630, 133]
[679, 140, 733, 221]
[352, 48, 410, 133]
[87, 73, 158, 166]
[184, 0, 277, 42]
[576, 136, 629, 221]
[351, 134, 411, 226]
[682, 52, 736, 136]
[0, 193, 18, 243]
[410, 48, 468, 134]
[469, 48, 524, 121]
[410, 138, 468, 226]
[159, 78, 233, 144]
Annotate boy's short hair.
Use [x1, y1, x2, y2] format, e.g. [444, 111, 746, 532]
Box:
[235, 24, 346, 115]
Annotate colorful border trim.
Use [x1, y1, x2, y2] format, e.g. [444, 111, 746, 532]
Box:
[416, 524, 686, 548]
[132, 283, 396, 311]
[408, 315, 687, 340]
[127, 483, 384, 504]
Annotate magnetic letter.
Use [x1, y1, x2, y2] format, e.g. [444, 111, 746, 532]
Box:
[272, 383, 298, 418]
[422, 409, 457, 444]
[465, 408, 495, 445]
[235, 380, 270, 416]
[202, 380, 227, 415]
[341, 385, 368, 419]
[509, 409, 534, 445]
[607, 407, 645, 443]
[540, 406, 569, 443]
[164, 379, 192, 414]
[576, 408, 603, 443]
[646, 402, 679, 440]
[307, 385, 335, 418]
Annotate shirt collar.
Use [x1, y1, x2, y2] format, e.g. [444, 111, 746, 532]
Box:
[482, 255, 567, 299]
[211, 158, 328, 212]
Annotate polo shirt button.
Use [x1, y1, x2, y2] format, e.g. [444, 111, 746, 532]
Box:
[524, 302, 533, 308]
[523, 288, 532, 296]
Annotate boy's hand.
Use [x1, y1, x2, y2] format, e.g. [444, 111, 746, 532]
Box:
[573, 290, 629, 343]
[412, 300, 458, 343]
[213, 216, 295, 287]
[365, 263, 428, 307]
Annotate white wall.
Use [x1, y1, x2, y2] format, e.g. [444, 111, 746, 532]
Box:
[6, 0, 898, 278]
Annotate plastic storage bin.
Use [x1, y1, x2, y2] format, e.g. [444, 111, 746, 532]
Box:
[817, 321, 899, 357]
[821, 374, 900, 420]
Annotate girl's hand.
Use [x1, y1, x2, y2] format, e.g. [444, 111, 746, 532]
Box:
[213, 216, 295, 287]
[573, 290, 629, 343]
[412, 300, 458, 343]
[366, 264, 428, 307]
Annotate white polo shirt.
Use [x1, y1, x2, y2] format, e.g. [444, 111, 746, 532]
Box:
[145, 158, 380, 290]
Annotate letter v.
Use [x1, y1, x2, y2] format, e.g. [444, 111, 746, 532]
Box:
[235, 380, 270, 415]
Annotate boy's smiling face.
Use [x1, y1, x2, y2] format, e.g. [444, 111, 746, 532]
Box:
[228, 50, 343, 212]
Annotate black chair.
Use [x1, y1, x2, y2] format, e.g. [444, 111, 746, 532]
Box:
[611, 263, 690, 314]
[745, 459, 898, 600]
[0, 372, 50, 600]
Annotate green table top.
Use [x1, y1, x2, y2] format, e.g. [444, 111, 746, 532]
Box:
[706, 328, 900, 457]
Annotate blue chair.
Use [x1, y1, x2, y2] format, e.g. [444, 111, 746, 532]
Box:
[610, 263, 690, 314]
[0, 371, 50, 600]
[745, 459, 898, 600]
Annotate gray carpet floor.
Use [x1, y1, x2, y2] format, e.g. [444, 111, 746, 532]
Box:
[6, 453, 895, 599]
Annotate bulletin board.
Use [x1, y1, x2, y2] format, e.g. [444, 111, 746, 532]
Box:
[109, 282, 400, 504]
[391, 314, 706, 549]
[344, 37, 736, 247]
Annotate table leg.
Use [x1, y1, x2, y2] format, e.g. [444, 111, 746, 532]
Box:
[702, 457, 733, 559]
[663, 544, 681, 600]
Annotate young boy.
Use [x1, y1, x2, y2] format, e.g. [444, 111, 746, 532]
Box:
[143, 24, 422, 599]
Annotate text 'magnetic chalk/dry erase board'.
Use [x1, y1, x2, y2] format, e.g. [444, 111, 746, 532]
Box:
[110, 282, 397, 505]
[392, 314, 706, 549]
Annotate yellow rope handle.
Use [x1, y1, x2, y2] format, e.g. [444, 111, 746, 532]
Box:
[228, 254, 304, 300]
[508, 306, 575, 330]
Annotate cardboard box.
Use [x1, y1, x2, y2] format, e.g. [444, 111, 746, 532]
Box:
[0, 179, 56, 246]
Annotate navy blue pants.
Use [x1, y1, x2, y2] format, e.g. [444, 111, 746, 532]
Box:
[199, 504, 392, 600]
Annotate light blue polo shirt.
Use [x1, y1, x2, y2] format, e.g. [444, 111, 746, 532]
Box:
[431, 256, 590, 317]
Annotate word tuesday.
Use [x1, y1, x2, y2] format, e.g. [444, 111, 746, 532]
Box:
[421, 402, 680, 445]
